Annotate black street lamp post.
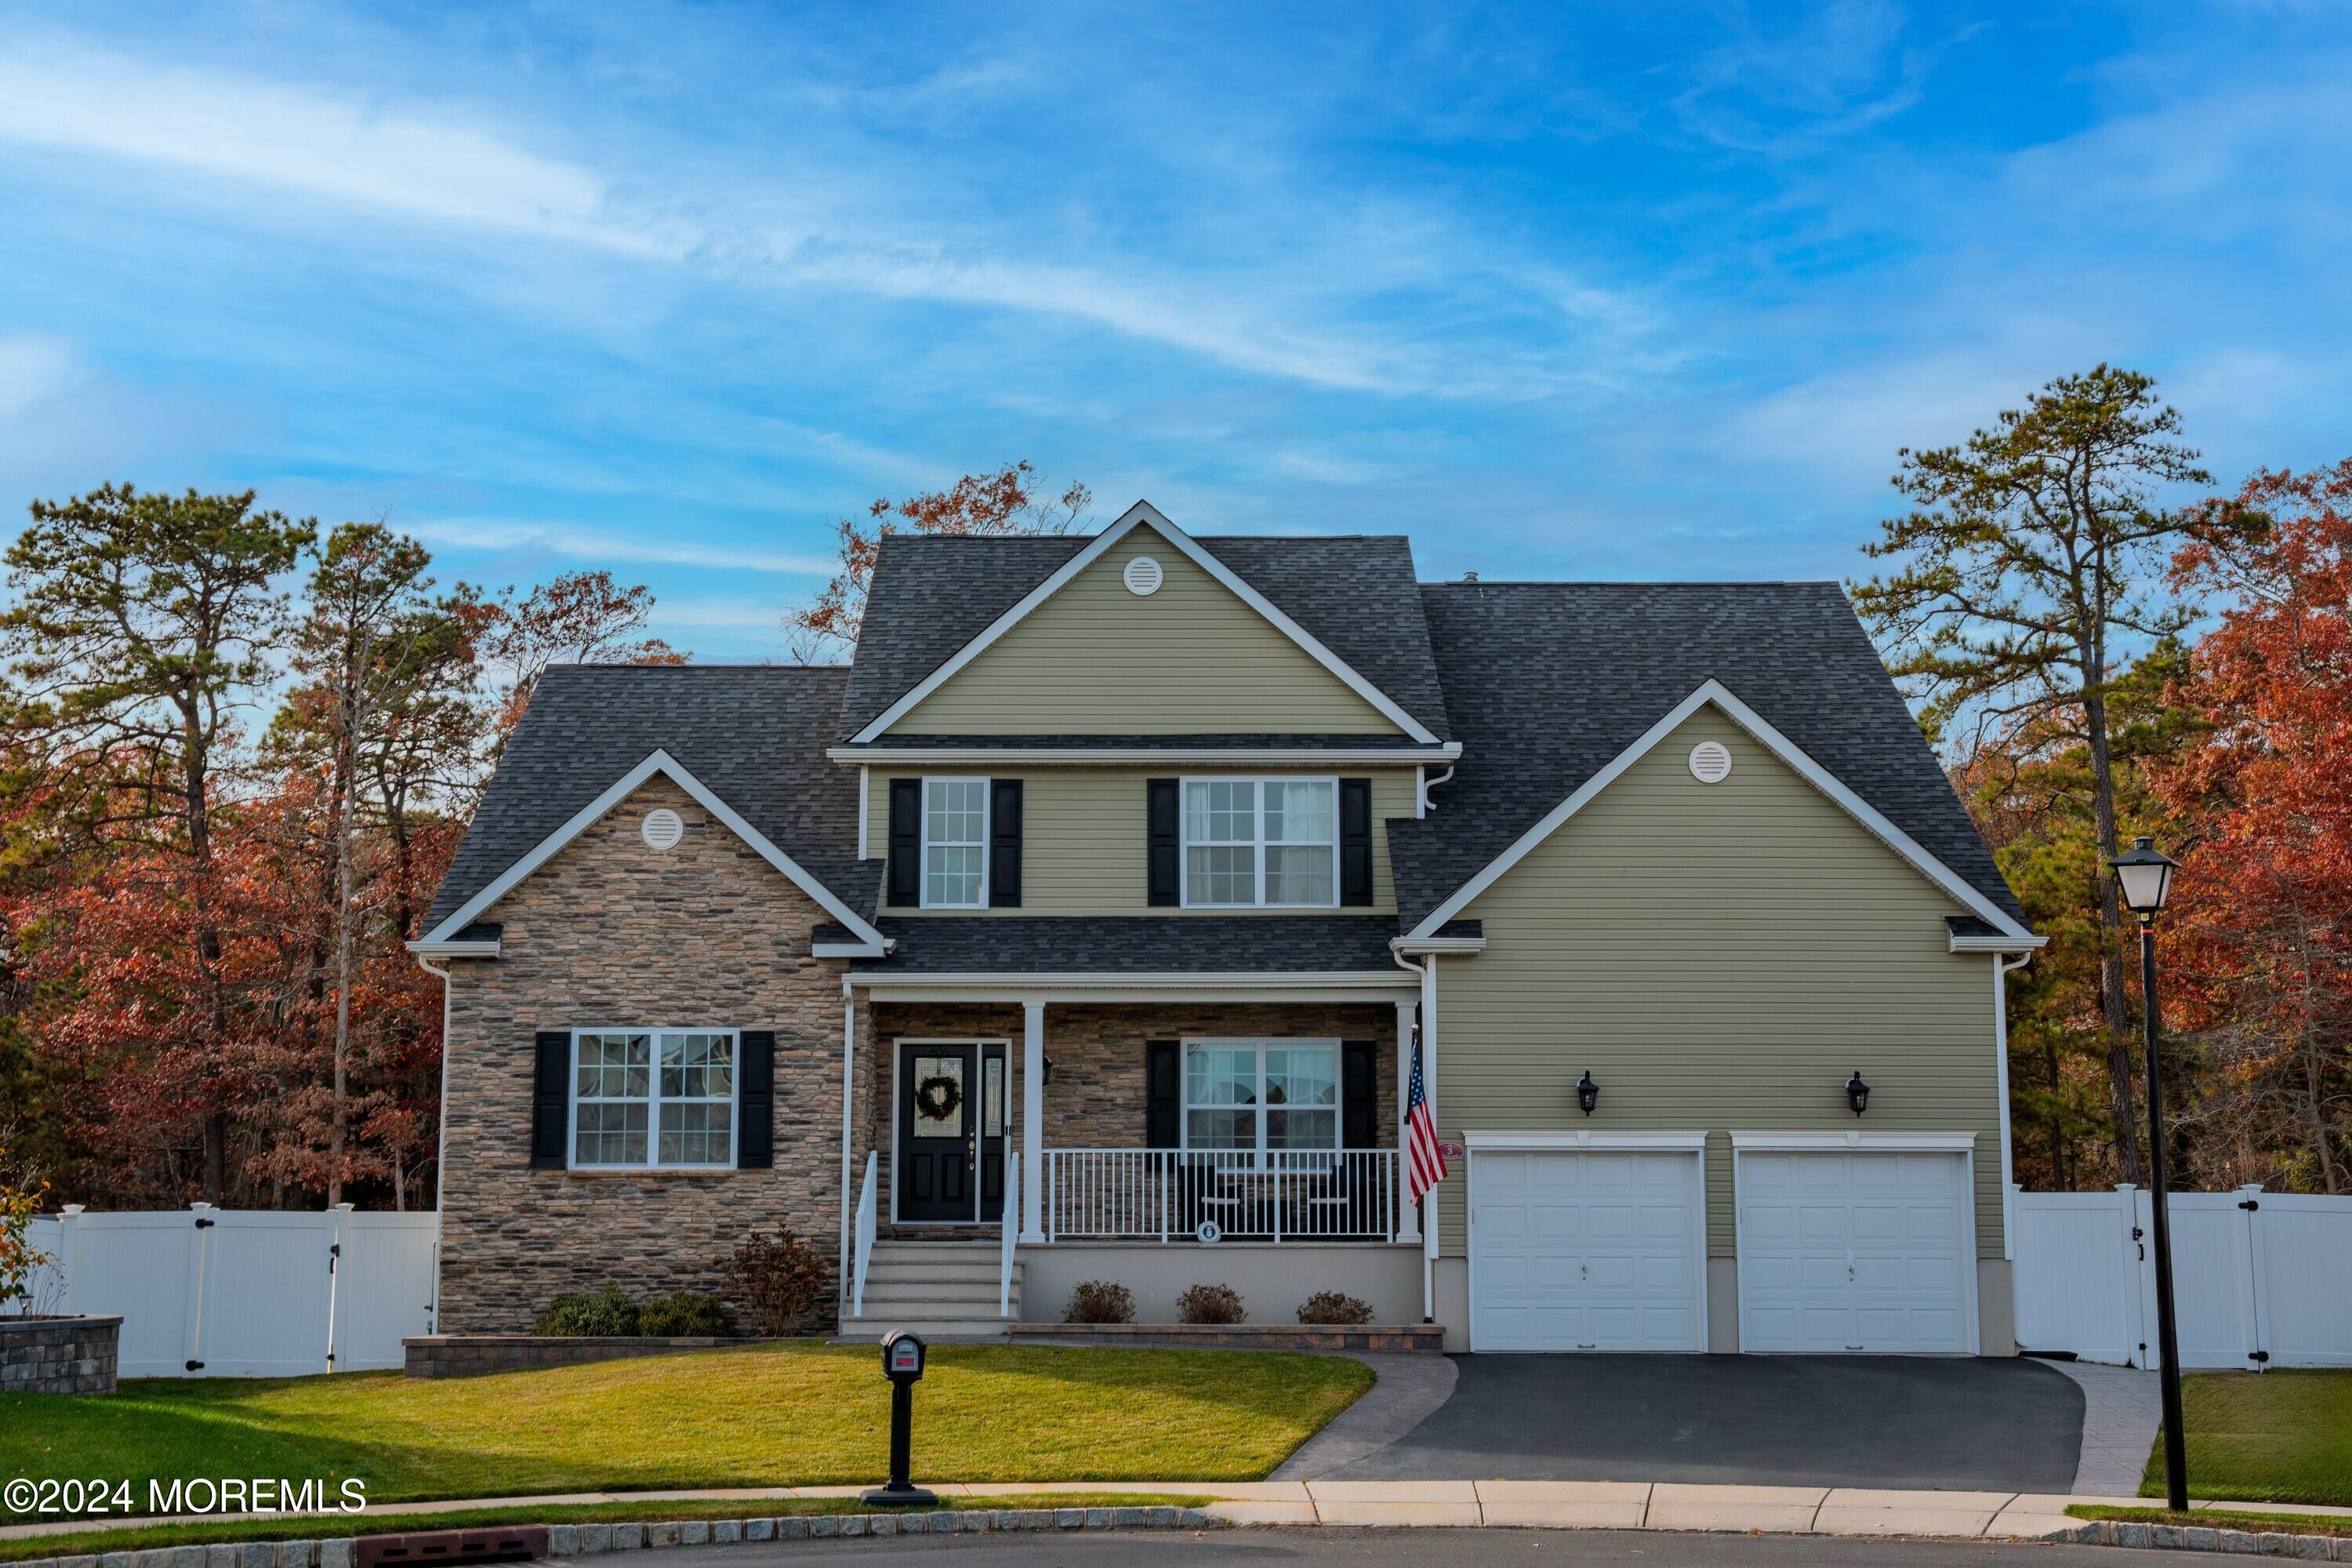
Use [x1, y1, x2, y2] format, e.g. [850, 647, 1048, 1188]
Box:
[2112, 835, 2187, 1513]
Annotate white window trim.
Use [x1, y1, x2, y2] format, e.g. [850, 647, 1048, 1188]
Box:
[919, 775, 991, 910]
[1177, 775, 1341, 909]
[1178, 1036, 1345, 1163]
[1726, 1130, 1976, 1151]
[566, 1026, 741, 1172]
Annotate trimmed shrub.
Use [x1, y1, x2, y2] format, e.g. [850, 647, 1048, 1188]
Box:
[1296, 1290, 1376, 1326]
[638, 1290, 737, 1338]
[719, 1227, 833, 1337]
[1178, 1283, 1246, 1325]
[535, 1287, 641, 1337]
[1064, 1280, 1135, 1324]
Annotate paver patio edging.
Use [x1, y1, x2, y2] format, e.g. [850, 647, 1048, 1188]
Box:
[0, 1508, 1224, 1568]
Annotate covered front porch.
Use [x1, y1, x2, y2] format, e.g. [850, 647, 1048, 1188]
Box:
[838, 976, 1429, 1330]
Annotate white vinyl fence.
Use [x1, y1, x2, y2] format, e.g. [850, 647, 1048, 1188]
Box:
[20, 1204, 439, 1377]
[2012, 1185, 2352, 1370]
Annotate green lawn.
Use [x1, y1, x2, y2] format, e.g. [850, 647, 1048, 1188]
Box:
[0, 1494, 1216, 1564]
[0, 1342, 1369, 1518]
[2143, 1370, 2352, 1507]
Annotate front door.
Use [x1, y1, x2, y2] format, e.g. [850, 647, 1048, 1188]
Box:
[896, 1042, 1008, 1223]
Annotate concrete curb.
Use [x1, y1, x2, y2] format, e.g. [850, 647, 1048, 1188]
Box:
[3, 1508, 1224, 1568]
[2052, 1521, 2352, 1559]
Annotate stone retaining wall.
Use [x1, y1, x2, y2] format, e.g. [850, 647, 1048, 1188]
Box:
[402, 1334, 776, 1378]
[0, 1314, 121, 1394]
[1009, 1321, 1443, 1352]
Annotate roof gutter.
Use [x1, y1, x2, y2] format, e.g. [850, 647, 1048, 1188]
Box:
[408, 937, 502, 960]
[1391, 934, 1486, 956]
[826, 743, 1463, 766]
[1947, 932, 2049, 954]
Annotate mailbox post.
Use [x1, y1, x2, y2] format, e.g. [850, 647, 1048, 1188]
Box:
[861, 1331, 938, 1507]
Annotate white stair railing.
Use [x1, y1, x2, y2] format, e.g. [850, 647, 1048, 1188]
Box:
[998, 1157, 1021, 1319]
[851, 1151, 877, 1318]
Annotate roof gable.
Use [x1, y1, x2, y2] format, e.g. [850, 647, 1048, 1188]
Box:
[421, 663, 875, 942]
[840, 502, 1449, 743]
[888, 517, 1414, 738]
[1406, 680, 2036, 942]
[419, 748, 886, 950]
[1389, 581, 2031, 935]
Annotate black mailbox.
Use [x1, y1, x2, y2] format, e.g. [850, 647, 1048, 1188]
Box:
[882, 1330, 925, 1381]
[861, 1331, 937, 1507]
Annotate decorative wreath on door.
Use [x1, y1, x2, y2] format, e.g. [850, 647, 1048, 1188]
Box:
[913, 1074, 964, 1123]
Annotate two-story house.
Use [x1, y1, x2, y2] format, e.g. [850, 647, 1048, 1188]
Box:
[413, 502, 2042, 1354]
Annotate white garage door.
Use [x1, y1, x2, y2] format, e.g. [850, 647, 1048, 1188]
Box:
[1470, 1149, 1704, 1352]
[1737, 1150, 1973, 1353]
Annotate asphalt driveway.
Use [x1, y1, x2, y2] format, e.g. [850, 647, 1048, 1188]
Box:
[1327, 1354, 2086, 1490]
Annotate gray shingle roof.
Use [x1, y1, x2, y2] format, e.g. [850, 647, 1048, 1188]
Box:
[837, 532, 1451, 741]
[847, 916, 1404, 975]
[1385, 582, 2027, 932]
[423, 663, 871, 933]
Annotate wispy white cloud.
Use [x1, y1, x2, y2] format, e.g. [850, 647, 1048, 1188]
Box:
[0, 332, 78, 426]
[0, 38, 684, 256]
[404, 517, 834, 576]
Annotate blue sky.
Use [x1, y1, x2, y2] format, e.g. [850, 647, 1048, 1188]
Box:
[2, 2, 2347, 659]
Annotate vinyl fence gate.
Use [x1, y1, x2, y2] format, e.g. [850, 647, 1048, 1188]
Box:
[2010, 1184, 2352, 1370]
[24, 1203, 440, 1377]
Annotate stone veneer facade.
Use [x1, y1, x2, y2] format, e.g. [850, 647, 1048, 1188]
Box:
[0, 1315, 120, 1394]
[436, 779, 856, 1333]
[433, 779, 1407, 1329]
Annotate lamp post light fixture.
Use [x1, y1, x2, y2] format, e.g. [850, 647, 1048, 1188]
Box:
[2112, 833, 2188, 1513]
[1576, 1071, 1599, 1116]
[1845, 1070, 1870, 1116]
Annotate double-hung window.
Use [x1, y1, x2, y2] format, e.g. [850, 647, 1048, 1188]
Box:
[1181, 778, 1337, 906]
[1182, 1039, 1341, 1160]
[572, 1029, 736, 1169]
[922, 778, 989, 908]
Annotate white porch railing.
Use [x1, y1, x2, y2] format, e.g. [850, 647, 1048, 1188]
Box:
[850, 1151, 877, 1317]
[1043, 1149, 1398, 1243]
[999, 1156, 1021, 1317]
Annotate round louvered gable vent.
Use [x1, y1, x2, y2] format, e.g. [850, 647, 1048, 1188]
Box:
[1123, 555, 1164, 596]
[1688, 742, 1733, 783]
[641, 808, 684, 850]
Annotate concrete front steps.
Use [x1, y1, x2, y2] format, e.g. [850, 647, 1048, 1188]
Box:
[836, 1240, 1020, 1341]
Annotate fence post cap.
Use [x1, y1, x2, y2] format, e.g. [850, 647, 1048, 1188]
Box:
[335, 1202, 356, 1212]
[60, 1203, 85, 1215]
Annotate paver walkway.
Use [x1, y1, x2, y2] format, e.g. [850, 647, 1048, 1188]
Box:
[2049, 1359, 2164, 1497]
[1270, 1352, 1457, 1480]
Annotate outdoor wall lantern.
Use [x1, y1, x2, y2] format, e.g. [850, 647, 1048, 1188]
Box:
[1576, 1070, 1599, 1116]
[1846, 1070, 1871, 1116]
[1042, 1056, 1054, 1085]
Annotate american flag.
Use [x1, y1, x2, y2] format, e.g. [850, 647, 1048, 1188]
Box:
[1404, 1029, 1446, 1205]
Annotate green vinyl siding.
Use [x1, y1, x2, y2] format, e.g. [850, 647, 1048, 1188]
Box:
[870, 767, 1417, 916]
[891, 524, 1406, 736]
[1429, 706, 2005, 1259]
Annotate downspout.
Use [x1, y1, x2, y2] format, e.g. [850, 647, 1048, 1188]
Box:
[415, 955, 452, 1333]
[1417, 765, 1455, 816]
[838, 972, 857, 1323]
[1994, 949, 2034, 1262]
[1392, 947, 1436, 1323]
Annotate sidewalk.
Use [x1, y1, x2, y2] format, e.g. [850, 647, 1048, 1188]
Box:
[9, 1478, 2352, 1546]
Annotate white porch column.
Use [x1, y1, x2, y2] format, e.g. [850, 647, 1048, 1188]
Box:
[1394, 999, 1421, 1243]
[1022, 999, 1046, 1243]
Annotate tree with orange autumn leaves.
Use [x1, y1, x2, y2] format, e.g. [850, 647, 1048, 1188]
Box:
[1, 485, 688, 1210]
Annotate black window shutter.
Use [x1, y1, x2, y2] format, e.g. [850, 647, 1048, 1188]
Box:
[1339, 778, 1374, 906]
[530, 1032, 570, 1169]
[738, 1031, 775, 1169]
[1341, 1040, 1377, 1150]
[1145, 1040, 1181, 1148]
[989, 779, 1022, 907]
[887, 778, 921, 906]
[1146, 779, 1179, 906]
